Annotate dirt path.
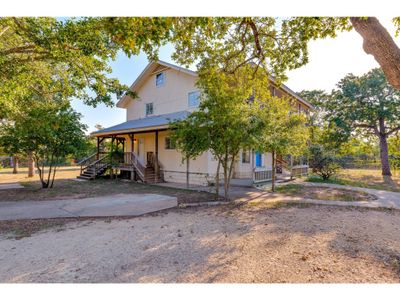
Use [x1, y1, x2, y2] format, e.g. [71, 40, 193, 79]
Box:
[0, 204, 399, 283]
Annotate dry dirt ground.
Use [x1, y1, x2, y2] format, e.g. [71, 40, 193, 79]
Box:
[1, 203, 400, 283]
[0, 167, 216, 204]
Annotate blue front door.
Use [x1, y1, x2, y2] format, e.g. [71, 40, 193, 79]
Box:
[255, 151, 262, 167]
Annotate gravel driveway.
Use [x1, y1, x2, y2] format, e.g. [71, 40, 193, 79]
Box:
[1, 204, 400, 283]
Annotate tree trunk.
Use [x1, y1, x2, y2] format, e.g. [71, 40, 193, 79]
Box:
[215, 160, 220, 200]
[186, 155, 190, 188]
[271, 150, 276, 192]
[350, 17, 400, 90]
[379, 134, 392, 176]
[223, 157, 229, 200]
[12, 156, 18, 174]
[28, 152, 34, 177]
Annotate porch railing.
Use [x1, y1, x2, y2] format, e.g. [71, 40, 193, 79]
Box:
[253, 167, 273, 184]
[92, 155, 111, 174]
[78, 153, 97, 175]
[130, 151, 146, 182]
[291, 165, 309, 177]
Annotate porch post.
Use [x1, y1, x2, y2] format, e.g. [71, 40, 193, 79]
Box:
[154, 130, 159, 177]
[110, 136, 115, 179]
[96, 137, 100, 160]
[130, 134, 134, 153]
[129, 134, 135, 181]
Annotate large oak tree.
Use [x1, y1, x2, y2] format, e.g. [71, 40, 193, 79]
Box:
[326, 68, 400, 176]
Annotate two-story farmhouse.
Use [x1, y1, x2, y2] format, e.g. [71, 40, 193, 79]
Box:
[78, 60, 312, 186]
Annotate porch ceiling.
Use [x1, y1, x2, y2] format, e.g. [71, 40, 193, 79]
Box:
[91, 110, 190, 137]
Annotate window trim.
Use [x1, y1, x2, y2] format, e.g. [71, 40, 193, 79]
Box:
[145, 102, 154, 116]
[165, 136, 176, 150]
[242, 150, 251, 164]
[188, 90, 201, 108]
[155, 72, 165, 87]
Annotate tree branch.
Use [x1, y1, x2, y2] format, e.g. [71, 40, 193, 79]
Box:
[350, 17, 400, 90]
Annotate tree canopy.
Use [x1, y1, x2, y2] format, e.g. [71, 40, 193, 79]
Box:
[0, 97, 87, 188]
[318, 68, 400, 176]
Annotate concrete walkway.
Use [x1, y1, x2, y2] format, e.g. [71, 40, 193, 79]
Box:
[0, 194, 177, 221]
[298, 182, 400, 209]
[155, 180, 400, 210]
[0, 183, 24, 190]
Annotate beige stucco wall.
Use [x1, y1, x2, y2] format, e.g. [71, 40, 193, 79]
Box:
[125, 68, 198, 121]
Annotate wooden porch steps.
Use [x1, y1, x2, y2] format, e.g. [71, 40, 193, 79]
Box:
[76, 163, 109, 180]
[143, 167, 163, 184]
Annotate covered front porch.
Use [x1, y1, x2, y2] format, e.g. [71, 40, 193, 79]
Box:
[89, 129, 165, 183]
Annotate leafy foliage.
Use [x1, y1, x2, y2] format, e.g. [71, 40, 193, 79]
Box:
[0, 98, 87, 188]
[255, 96, 309, 191]
[172, 17, 351, 83]
[326, 68, 400, 175]
[308, 144, 341, 180]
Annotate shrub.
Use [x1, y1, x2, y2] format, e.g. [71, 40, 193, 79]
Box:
[308, 144, 341, 180]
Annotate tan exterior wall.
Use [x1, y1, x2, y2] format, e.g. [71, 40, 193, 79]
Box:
[233, 150, 273, 179]
[125, 68, 198, 121]
[124, 130, 212, 185]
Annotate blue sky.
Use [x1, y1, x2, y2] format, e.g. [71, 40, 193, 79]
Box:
[72, 17, 398, 134]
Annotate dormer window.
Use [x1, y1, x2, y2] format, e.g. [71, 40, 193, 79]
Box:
[156, 72, 165, 87]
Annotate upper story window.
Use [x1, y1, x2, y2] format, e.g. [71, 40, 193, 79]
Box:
[188, 91, 200, 108]
[145, 103, 154, 116]
[155, 72, 165, 87]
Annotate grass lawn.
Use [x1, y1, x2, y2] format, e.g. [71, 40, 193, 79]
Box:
[0, 166, 217, 204]
[275, 183, 376, 202]
[307, 168, 400, 192]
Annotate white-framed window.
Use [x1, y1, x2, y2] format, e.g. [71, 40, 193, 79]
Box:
[188, 91, 200, 108]
[242, 150, 250, 164]
[165, 137, 176, 150]
[145, 103, 154, 116]
[155, 72, 165, 87]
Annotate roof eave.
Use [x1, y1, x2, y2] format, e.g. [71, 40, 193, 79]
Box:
[91, 124, 170, 137]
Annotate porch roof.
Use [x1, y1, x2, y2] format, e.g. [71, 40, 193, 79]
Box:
[91, 110, 190, 137]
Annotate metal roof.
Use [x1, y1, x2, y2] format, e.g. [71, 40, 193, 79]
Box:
[91, 111, 190, 136]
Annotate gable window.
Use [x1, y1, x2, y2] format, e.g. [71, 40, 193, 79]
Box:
[242, 150, 250, 164]
[188, 91, 200, 108]
[145, 103, 154, 116]
[165, 137, 176, 150]
[156, 72, 165, 87]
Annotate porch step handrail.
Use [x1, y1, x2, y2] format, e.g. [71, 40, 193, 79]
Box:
[78, 153, 97, 175]
[77, 153, 96, 166]
[92, 155, 111, 174]
[131, 151, 146, 181]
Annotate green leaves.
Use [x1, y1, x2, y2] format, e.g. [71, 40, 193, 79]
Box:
[0, 97, 87, 188]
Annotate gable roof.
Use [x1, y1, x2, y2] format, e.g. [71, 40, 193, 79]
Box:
[92, 110, 190, 136]
[116, 60, 197, 108]
[116, 60, 313, 109]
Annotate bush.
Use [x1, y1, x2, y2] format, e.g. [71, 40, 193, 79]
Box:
[308, 144, 341, 180]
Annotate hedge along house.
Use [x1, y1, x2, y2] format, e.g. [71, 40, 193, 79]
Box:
[77, 60, 312, 185]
